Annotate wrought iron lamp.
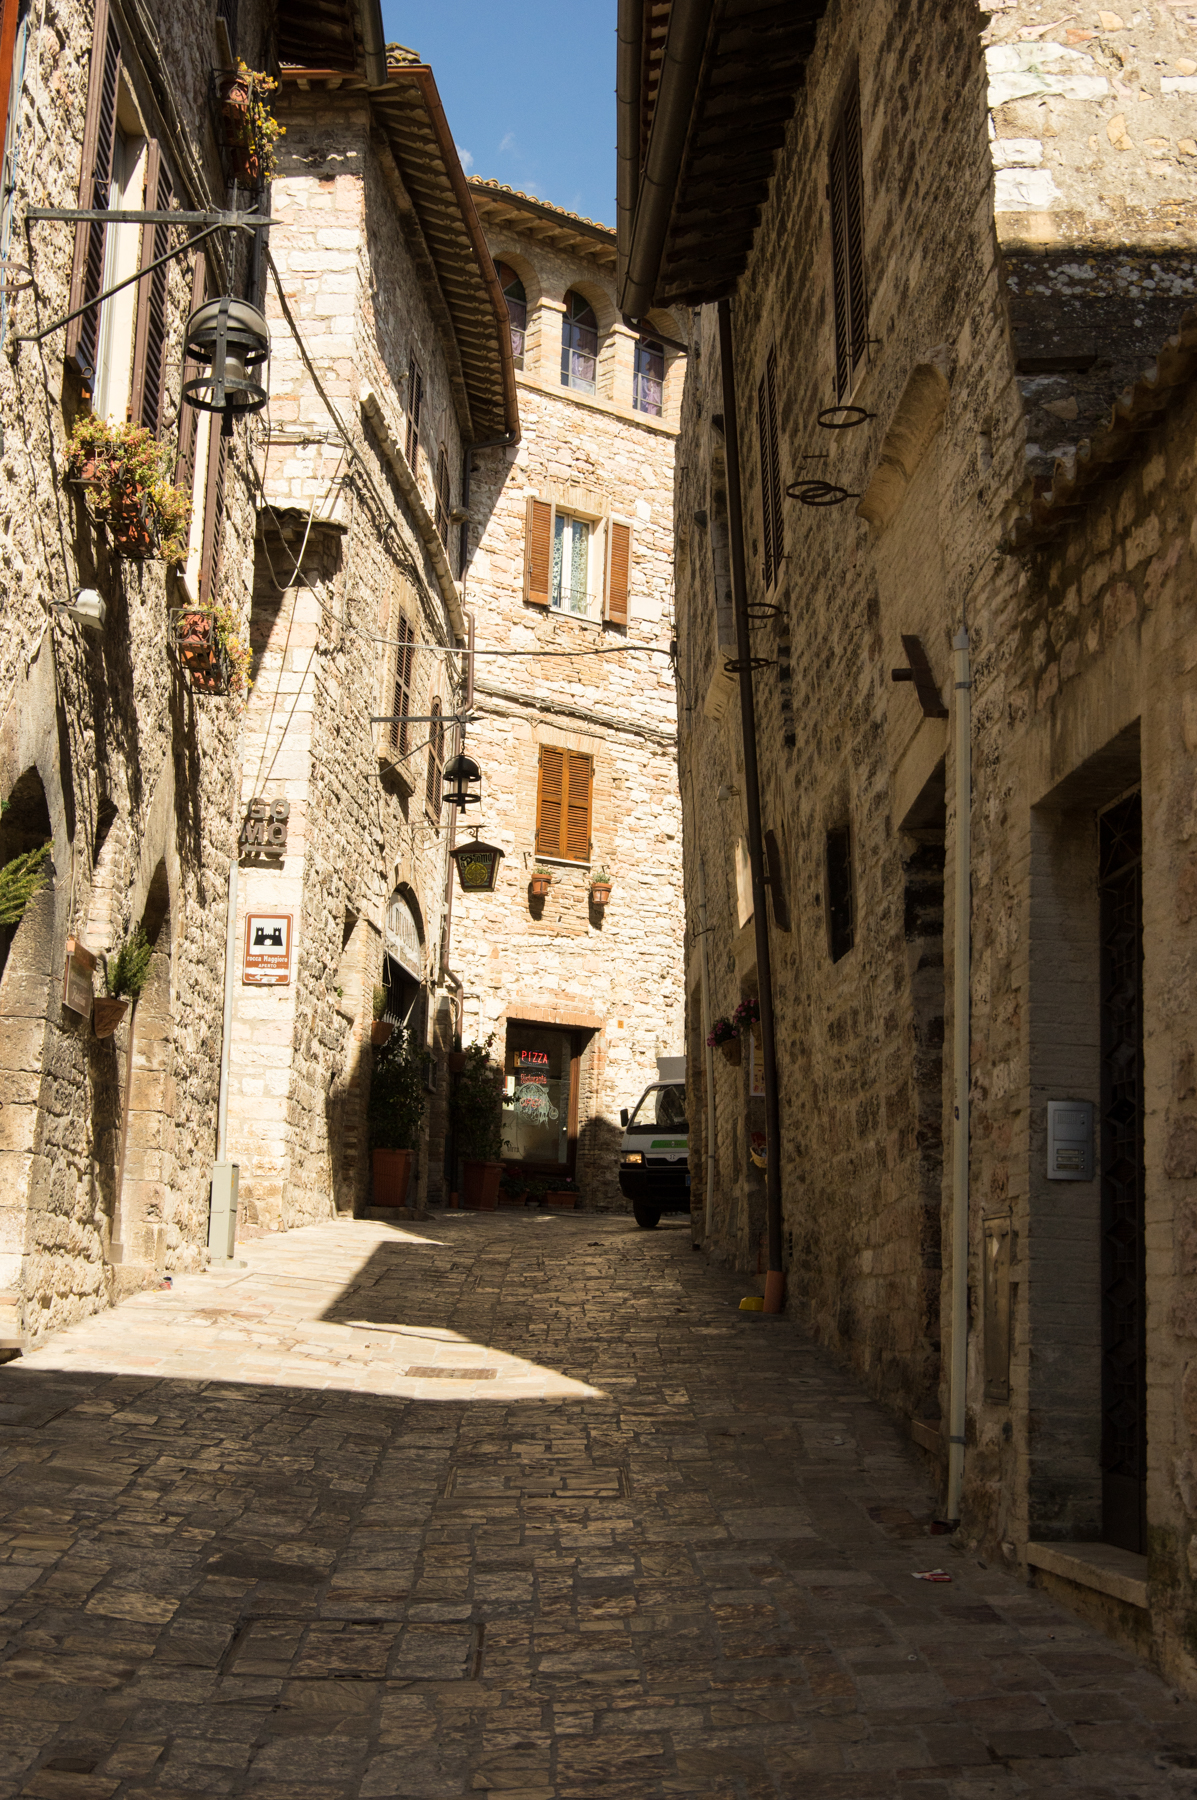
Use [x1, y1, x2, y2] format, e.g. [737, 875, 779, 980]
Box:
[182, 296, 270, 432]
[443, 753, 482, 810]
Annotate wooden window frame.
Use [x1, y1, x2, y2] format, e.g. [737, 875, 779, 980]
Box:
[404, 353, 423, 471]
[535, 744, 593, 864]
[0, 0, 24, 179]
[757, 346, 782, 589]
[829, 77, 867, 404]
[129, 140, 173, 434]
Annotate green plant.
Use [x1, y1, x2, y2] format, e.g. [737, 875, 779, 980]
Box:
[212, 604, 254, 696]
[0, 841, 51, 926]
[372, 983, 388, 1021]
[591, 867, 611, 883]
[368, 1025, 428, 1151]
[533, 863, 554, 876]
[106, 926, 153, 1000]
[223, 62, 285, 183]
[65, 416, 192, 562]
[451, 1032, 505, 1160]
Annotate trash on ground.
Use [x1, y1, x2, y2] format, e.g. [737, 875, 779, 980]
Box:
[739, 1296, 764, 1311]
[912, 1568, 952, 1581]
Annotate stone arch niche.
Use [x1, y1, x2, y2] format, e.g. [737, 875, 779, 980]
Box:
[0, 768, 55, 1346]
[110, 862, 176, 1295]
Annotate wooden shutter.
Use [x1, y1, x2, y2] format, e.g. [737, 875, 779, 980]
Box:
[198, 421, 227, 603]
[425, 698, 444, 817]
[524, 496, 553, 606]
[404, 356, 422, 469]
[391, 616, 415, 753]
[829, 80, 867, 403]
[0, 0, 21, 157]
[564, 752, 592, 862]
[757, 347, 782, 587]
[434, 446, 450, 546]
[536, 745, 564, 856]
[65, 0, 120, 383]
[604, 517, 632, 625]
[176, 252, 208, 493]
[130, 143, 173, 434]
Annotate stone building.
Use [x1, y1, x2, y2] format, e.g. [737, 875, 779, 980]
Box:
[223, 51, 516, 1225]
[619, 0, 1197, 1687]
[447, 179, 684, 1210]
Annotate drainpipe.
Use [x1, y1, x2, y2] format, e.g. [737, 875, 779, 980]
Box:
[946, 626, 972, 1524]
[717, 296, 784, 1309]
[696, 855, 717, 1239]
[207, 850, 240, 1261]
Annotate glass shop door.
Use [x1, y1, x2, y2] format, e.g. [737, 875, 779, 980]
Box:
[503, 1023, 576, 1172]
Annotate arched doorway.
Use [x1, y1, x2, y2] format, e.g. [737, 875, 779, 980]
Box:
[111, 863, 175, 1295]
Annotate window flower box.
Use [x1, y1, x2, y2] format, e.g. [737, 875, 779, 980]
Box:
[171, 606, 253, 698]
[93, 996, 128, 1038]
[66, 417, 190, 563]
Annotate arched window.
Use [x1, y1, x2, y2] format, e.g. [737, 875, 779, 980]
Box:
[425, 698, 444, 820]
[434, 445, 451, 546]
[497, 261, 526, 367]
[561, 290, 598, 394]
[633, 337, 664, 417]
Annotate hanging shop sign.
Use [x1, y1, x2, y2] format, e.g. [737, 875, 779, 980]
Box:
[243, 912, 293, 985]
[62, 937, 96, 1019]
[240, 797, 289, 858]
[450, 839, 504, 893]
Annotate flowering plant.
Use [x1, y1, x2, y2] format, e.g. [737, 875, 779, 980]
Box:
[220, 62, 285, 186]
[66, 416, 191, 563]
[707, 1015, 737, 1047]
[732, 996, 760, 1033]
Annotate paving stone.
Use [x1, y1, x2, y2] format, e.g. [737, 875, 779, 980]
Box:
[1, 1214, 1196, 1797]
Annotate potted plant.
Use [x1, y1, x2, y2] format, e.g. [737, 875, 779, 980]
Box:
[498, 1172, 528, 1208]
[545, 1174, 581, 1209]
[368, 1025, 427, 1207]
[370, 984, 392, 1046]
[529, 864, 553, 899]
[219, 61, 285, 188]
[451, 1032, 504, 1209]
[589, 867, 612, 906]
[66, 417, 191, 563]
[95, 925, 153, 1037]
[734, 995, 761, 1050]
[708, 1015, 741, 1066]
[172, 604, 254, 699]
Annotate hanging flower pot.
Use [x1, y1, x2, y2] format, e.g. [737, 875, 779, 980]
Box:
[589, 881, 611, 906]
[170, 606, 253, 699]
[529, 868, 552, 899]
[719, 1037, 742, 1067]
[219, 72, 252, 143]
[93, 996, 129, 1038]
[371, 1020, 393, 1047]
[108, 488, 156, 560]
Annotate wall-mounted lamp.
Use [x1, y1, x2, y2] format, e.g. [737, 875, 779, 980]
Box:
[443, 753, 483, 810]
[717, 783, 739, 803]
[182, 297, 270, 433]
[58, 588, 106, 633]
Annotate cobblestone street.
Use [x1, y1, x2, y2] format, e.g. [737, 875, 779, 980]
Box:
[3, 1213, 1197, 1799]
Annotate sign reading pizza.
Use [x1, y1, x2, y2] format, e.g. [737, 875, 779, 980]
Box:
[243, 913, 293, 985]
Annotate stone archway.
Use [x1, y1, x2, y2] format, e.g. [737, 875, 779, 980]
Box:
[110, 863, 175, 1296]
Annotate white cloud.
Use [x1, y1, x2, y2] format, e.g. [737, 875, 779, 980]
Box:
[455, 143, 474, 173]
[498, 131, 517, 154]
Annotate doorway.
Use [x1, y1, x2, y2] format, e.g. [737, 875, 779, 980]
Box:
[502, 1022, 579, 1176]
[1098, 790, 1146, 1554]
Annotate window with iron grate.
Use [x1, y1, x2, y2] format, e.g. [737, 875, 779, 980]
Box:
[829, 77, 867, 403]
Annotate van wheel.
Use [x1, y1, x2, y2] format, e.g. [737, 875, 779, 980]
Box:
[633, 1201, 661, 1229]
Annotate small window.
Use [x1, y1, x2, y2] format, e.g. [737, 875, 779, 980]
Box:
[425, 698, 444, 820]
[497, 260, 526, 367]
[553, 510, 592, 615]
[829, 78, 867, 403]
[561, 290, 598, 394]
[633, 337, 664, 416]
[405, 353, 423, 470]
[390, 616, 416, 754]
[826, 824, 855, 962]
[434, 445, 450, 547]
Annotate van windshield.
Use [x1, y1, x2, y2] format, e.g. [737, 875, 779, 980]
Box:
[629, 1084, 687, 1130]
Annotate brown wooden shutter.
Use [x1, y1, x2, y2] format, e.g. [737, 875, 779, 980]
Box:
[524, 496, 553, 606]
[434, 446, 450, 545]
[564, 752, 592, 862]
[604, 517, 632, 625]
[391, 616, 415, 753]
[536, 745, 564, 856]
[0, 0, 21, 156]
[175, 252, 207, 493]
[198, 422, 227, 603]
[404, 356, 422, 468]
[425, 698, 444, 817]
[830, 80, 866, 403]
[130, 144, 173, 434]
[65, 0, 120, 383]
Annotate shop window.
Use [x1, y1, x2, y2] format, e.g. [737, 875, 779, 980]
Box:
[633, 336, 664, 416]
[757, 344, 782, 589]
[497, 260, 526, 367]
[535, 745, 592, 863]
[826, 822, 855, 962]
[829, 76, 867, 403]
[561, 289, 598, 394]
[502, 1022, 577, 1169]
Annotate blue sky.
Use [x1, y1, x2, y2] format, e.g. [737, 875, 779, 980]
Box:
[385, 3, 618, 226]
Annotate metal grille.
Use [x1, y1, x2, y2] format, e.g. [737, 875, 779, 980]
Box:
[1099, 790, 1146, 1555]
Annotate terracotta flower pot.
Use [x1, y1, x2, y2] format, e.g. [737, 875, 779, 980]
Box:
[545, 1190, 577, 1208]
[462, 1159, 502, 1209]
[372, 1147, 412, 1208]
[529, 874, 552, 899]
[719, 1037, 742, 1066]
[589, 882, 612, 906]
[93, 996, 128, 1038]
[109, 497, 155, 560]
[371, 1020, 393, 1046]
[220, 74, 252, 143]
[499, 1187, 529, 1208]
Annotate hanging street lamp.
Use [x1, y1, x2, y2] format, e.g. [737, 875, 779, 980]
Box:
[182, 296, 270, 432]
[443, 752, 483, 810]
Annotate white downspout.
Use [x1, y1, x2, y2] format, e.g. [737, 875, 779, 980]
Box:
[946, 626, 972, 1524]
[215, 854, 237, 1165]
[696, 856, 717, 1237]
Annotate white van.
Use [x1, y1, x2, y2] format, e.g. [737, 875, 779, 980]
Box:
[618, 1055, 689, 1229]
